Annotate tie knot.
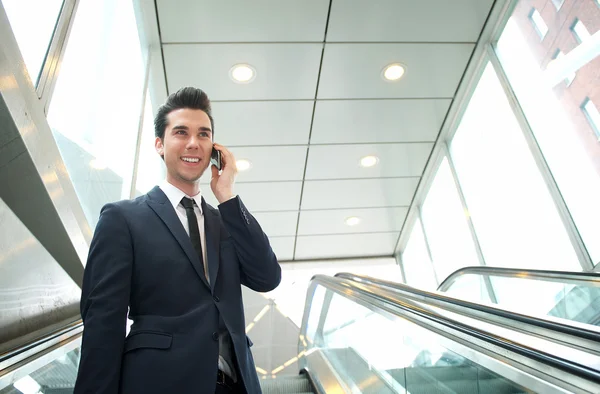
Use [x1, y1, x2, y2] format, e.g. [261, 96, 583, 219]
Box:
[180, 197, 195, 210]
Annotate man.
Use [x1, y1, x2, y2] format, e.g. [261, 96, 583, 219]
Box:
[74, 87, 281, 394]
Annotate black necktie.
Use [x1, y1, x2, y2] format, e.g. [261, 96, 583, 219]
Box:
[180, 197, 206, 279]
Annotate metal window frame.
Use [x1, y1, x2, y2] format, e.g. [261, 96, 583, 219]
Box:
[396, 0, 595, 278]
[37, 0, 79, 112]
[395, 0, 514, 266]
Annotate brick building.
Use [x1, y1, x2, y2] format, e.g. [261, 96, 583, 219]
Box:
[512, 0, 600, 176]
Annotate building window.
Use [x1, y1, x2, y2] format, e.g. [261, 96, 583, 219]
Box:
[529, 8, 549, 39]
[551, 0, 565, 10]
[571, 19, 591, 43]
[582, 98, 600, 140]
[551, 49, 576, 86]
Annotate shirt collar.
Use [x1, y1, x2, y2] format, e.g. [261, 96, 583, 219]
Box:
[159, 180, 203, 215]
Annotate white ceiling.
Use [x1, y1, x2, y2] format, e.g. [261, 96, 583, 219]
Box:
[155, 0, 495, 261]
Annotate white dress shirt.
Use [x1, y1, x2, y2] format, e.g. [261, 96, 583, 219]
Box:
[158, 180, 235, 379]
[159, 180, 209, 280]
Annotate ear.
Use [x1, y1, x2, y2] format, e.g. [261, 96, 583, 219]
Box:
[155, 137, 164, 158]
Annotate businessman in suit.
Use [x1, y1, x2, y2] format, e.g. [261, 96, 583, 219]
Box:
[74, 87, 281, 394]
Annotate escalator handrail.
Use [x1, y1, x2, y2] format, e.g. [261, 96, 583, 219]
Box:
[306, 274, 600, 385]
[334, 272, 600, 344]
[437, 266, 600, 292]
[0, 319, 82, 367]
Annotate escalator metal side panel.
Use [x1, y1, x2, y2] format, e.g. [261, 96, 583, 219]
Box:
[0, 334, 81, 391]
[302, 277, 600, 393]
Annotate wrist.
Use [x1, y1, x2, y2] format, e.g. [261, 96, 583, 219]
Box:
[216, 192, 236, 204]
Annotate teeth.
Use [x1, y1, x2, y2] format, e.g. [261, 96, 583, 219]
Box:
[182, 157, 199, 163]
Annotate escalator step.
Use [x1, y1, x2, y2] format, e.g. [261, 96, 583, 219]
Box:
[259, 375, 314, 394]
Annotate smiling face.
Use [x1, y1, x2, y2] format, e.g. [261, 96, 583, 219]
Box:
[155, 108, 213, 193]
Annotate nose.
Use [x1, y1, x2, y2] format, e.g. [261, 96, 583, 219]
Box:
[186, 135, 200, 150]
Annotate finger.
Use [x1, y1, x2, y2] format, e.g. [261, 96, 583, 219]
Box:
[211, 163, 219, 178]
[215, 145, 236, 170]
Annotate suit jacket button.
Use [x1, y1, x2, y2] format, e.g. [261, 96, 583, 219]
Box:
[212, 332, 219, 341]
[213, 296, 220, 302]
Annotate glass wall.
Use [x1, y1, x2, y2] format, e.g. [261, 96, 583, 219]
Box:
[135, 90, 165, 196]
[495, 0, 600, 267]
[420, 157, 481, 282]
[450, 62, 580, 271]
[1, 0, 64, 86]
[46, 0, 146, 227]
[401, 218, 438, 290]
[400, 0, 599, 288]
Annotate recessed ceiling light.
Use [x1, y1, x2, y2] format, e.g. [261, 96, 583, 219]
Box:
[90, 159, 107, 170]
[236, 159, 252, 172]
[360, 155, 379, 168]
[382, 63, 406, 81]
[230, 64, 256, 83]
[345, 216, 361, 226]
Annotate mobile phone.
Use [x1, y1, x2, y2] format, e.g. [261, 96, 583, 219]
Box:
[210, 147, 222, 170]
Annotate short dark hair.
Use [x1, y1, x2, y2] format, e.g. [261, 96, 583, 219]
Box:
[154, 87, 214, 140]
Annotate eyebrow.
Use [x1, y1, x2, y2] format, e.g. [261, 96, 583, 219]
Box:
[172, 125, 212, 133]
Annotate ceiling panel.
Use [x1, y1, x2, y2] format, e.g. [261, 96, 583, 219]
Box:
[294, 232, 399, 260]
[202, 181, 302, 212]
[157, 0, 329, 43]
[298, 207, 408, 235]
[163, 44, 322, 100]
[311, 99, 450, 143]
[301, 178, 420, 210]
[327, 0, 494, 42]
[318, 43, 474, 99]
[231, 146, 307, 182]
[305, 143, 433, 180]
[198, 146, 306, 184]
[269, 237, 296, 261]
[254, 211, 299, 237]
[211, 101, 313, 146]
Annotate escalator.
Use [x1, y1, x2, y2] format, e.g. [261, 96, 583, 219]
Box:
[1, 268, 600, 393]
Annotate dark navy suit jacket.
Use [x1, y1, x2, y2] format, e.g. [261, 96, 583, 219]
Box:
[74, 186, 281, 394]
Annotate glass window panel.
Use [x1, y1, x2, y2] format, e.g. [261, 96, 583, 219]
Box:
[450, 63, 581, 271]
[135, 91, 165, 196]
[319, 291, 530, 393]
[2, 0, 64, 85]
[401, 218, 438, 290]
[496, 3, 600, 266]
[529, 9, 548, 39]
[582, 98, 600, 139]
[47, 0, 145, 227]
[421, 157, 480, 282]
[571, 19, 591, 43]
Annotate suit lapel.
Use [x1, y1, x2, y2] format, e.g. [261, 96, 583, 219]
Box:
[202, 197, 220, 293]
[145, 186, 210, 289]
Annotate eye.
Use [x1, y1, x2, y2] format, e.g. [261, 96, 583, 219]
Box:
[200, 132, 209, 137]
[176, 130, 186, 135]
